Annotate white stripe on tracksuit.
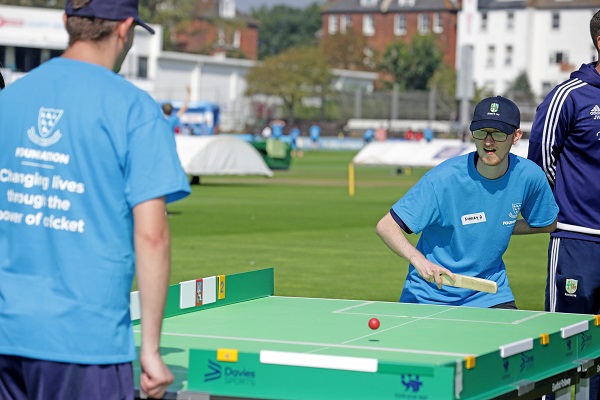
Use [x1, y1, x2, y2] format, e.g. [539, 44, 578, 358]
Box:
[548, 237, 560, 312]
[540, 79, 587, 185]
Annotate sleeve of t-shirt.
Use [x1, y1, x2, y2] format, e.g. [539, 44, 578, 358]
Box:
[390, 175, 440, 234]
[124, 116, 191, 208]
[389, 209, 413, 234]
[520, 167, 559, 228]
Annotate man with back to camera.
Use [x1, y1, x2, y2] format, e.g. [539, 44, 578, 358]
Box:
[377, 96, 558, 309]
[527, 9, 600, 400]
[0, 0, 191, 399]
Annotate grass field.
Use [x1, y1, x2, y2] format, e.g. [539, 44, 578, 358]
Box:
[164, 150, 551, 311]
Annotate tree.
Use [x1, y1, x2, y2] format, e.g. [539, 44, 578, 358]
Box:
[504, 71, 535, 102]
[138, 0, 197, 52]
[379, 34, 442, 90]
[245, 46, 332, 122]
[429, 64, 458, 118]
[251, 4, 322, 60]
[320, 27, 375, 71]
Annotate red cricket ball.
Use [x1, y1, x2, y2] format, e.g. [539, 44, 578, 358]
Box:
[368, 318, 380, 330]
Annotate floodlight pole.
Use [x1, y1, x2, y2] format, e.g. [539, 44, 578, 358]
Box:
[457, 45, 474, 135]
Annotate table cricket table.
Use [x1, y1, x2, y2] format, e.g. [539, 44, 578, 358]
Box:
[131, 268, 600, 400]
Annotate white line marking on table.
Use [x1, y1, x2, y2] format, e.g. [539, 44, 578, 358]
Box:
[511, 312, 546, 324]
[134, 330, 470, 358]
[332, 302, 375, 313]
[276, 296, 362, 302]
[332, 302, 547, 326]
[341, 307, 456, 344]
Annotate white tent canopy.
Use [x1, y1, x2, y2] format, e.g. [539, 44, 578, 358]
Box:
[352, 139, 530, 168]
[175, 135, 273, 177]
[348, 138, 530, 196]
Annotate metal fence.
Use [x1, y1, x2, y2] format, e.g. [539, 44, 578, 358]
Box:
[244, 89, 540, 137]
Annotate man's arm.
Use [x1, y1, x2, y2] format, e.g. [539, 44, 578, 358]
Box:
[512, 217, 557, 235]
[176, 85, 191, 117]
[133, 197, 174, 399]
[376, 212, 454, 288]
[527, 90, 573, 187]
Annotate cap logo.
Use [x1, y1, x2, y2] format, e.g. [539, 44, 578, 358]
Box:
[490, 103, 499, 113]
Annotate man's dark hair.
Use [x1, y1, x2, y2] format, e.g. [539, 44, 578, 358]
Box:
[0, 70, 4, 90]
[162, 103, 174, 116]
[65, 0, 118, 45]
[591, 10, 600, 52]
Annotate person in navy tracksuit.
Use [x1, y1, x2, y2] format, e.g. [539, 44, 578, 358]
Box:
[528, 9, 600, 400]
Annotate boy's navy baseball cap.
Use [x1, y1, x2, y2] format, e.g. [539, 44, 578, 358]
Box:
[65, 0, 155, 34]
[469, 96, 520, 134]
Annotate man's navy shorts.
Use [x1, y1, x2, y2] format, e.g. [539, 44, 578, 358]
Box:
[546, 237, 600, 314]
[0, 355, 134, 400]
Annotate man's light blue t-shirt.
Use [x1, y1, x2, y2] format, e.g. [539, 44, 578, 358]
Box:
[392, 152, 558, 307]
[0, 58, 190, 364]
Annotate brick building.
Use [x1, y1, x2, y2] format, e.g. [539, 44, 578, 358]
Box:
[322, 0, 460, 67]
[173, 0, 259, 60]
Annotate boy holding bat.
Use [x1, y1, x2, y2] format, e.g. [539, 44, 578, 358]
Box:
[377, 96, 558, 309]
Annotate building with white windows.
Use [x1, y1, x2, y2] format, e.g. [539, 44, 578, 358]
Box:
[457, 0, 599, 100]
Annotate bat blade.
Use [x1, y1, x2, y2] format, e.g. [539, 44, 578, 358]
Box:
[441, 273, 498, 294]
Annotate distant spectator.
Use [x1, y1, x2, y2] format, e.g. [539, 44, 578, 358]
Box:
[309, 124, 321, 143]
[375, 126, 388, 141]
[404, 129, 414, 141]
[162, 84, 191, 134]
[271, 120, 285, 139]
[424, 127, 434, 143]
[364, 128, 375, 144]
[415, 131, 423, 141]
[290, 127, 303, 158]
[290, 127, 301, 139]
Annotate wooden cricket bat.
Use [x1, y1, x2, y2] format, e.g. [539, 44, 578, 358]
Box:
[441, 273, 498, 293]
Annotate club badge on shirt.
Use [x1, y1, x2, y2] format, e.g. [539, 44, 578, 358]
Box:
[509, 203, 522, 218]
[27, 107, 64, 147]
[565, 278, 578, 297]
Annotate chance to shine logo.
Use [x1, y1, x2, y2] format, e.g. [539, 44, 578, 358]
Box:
[27, 107, 64, 147]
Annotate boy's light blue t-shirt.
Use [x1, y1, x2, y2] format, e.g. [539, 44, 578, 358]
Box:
[392, 152, 558, 307]
[0, 58, 191, 364]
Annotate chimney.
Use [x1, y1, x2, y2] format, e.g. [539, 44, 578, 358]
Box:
[220, 0, 236, 19]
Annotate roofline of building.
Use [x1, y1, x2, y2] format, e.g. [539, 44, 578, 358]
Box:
[160, 51, 379, 80]
[160, 51, 258, 67]
[332, 68, 379, 79]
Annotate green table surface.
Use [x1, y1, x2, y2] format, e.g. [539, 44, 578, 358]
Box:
[133, 295, 600, 399]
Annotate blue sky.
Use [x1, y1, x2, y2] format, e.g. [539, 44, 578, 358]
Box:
[237, 0, 327, 12]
